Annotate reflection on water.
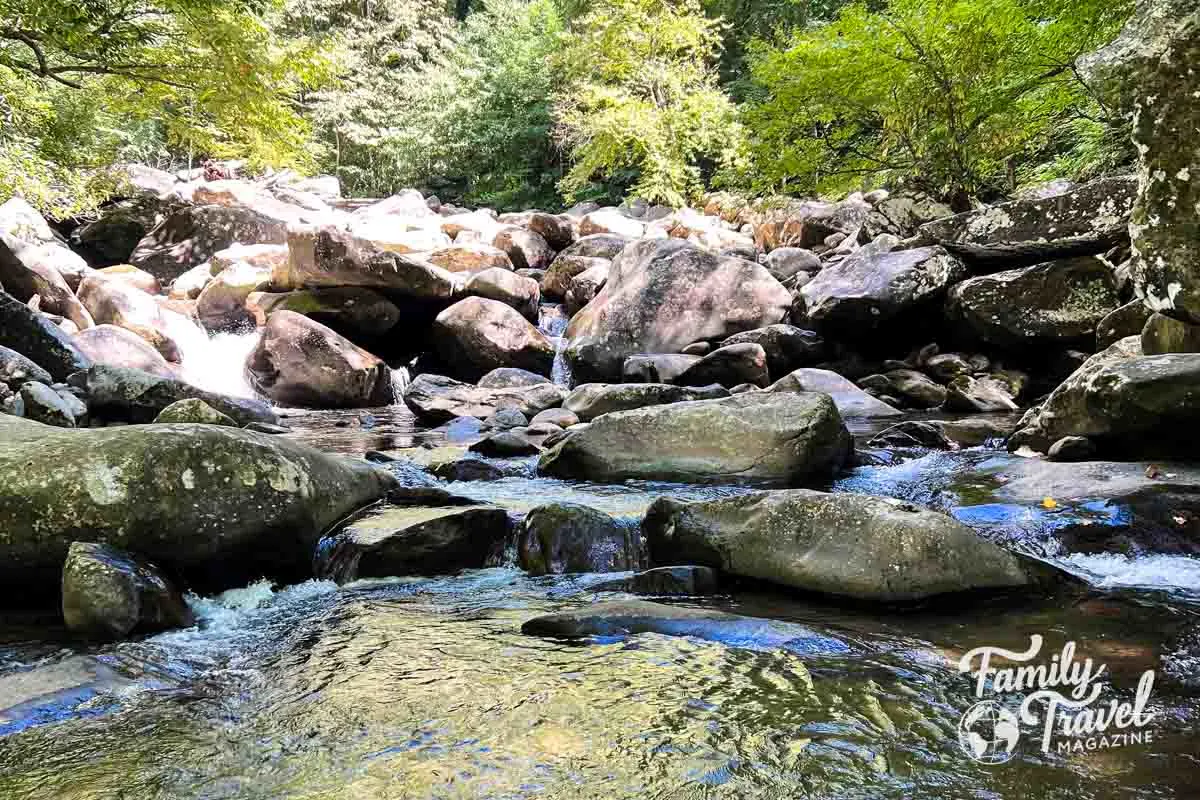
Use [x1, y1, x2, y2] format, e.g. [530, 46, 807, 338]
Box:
[4, 408, 1200, 798]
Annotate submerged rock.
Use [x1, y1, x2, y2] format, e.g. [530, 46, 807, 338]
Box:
[0, 416, 397, 601]
[316, 504, 510, 583]
[520, 599, 849, 653]
[61, 541, 194, 640]
[517, 503, 642, 575]
[591, 566, 720, 596]
[643, 490, 1058, 603]
[540, 392, 851, 485]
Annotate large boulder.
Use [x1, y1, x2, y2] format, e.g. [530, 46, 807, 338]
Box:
[565, 239, 791, 382]
[196, 261, 271, 332]
[77, 274, 183, 361]
[563, 382, 728, 422]
[621, 353, 702, 383]
[917, 177, 1137, 269]
[61, 541, 194, 640]
[643, 491, 1057, 603]
[94, 264, 161, 295]
[557, 233, 630, 260]
[246, 287, 401, 341]
[315, 504, 510, 583]
[0, 234, 94, 329]
[71, 200, 159, 267]
[0, 291, 92, 380]
[274, 225, 459, 299]
[73, 324, 177, 378]
[1009, 337, 1200, 457]
[493, 227, 555, 271]
[426, 243, 514, 273]
[0, 416, 397, 601]
[402, 373, 566, 423]
[129, 204, 291, 284]
[527, 212, 575, 251]
[0, 344, 52, 389]
[539, 392, 851, 484]
[463, 268, 540, 321]
[799, 245, 967, 340]
[762, 247, 821, 283]
[79, 364, 277, 425]
[753, 197, 871, 252]
[152, 398, 237, 426]
[765, 368, 901, 418]
[541, 255, 608, 300]
[564, 264, 608, 316]
[517, 503, 642, 575]
[1097, 300, 1155, 350]
[246, 310, 394, 408]
[946, 257, 1118, 350]
[431, 297, 554, 381]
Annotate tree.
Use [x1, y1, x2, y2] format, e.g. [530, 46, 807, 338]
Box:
[740, 0, 1134, 204]
[0, 0, 329, 213]
[555, 0, 745, 207]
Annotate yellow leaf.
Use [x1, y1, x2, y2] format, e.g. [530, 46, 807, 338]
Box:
[1041, 497, 1058, 510]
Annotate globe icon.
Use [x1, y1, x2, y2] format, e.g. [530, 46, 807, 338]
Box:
[957, 700, 1020, 764]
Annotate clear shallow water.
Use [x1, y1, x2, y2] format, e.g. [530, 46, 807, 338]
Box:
[3, 410, 1200, 798]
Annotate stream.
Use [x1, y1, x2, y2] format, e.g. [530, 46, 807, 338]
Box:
[1, 326, 1199, 798]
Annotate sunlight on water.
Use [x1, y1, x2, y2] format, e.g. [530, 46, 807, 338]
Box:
[1062, 553, 1200, 595]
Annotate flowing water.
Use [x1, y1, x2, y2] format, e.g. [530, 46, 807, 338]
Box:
[3, 404, 1200, 798]
[178, 329, 264, 400]
[538, 304, 573, 388]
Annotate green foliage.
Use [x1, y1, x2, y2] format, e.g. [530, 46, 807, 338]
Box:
[0, 0, 330, 214]
[740, 0, 1134, 202]
[555, 0, 746, 207]
[325, 0, 566, 209]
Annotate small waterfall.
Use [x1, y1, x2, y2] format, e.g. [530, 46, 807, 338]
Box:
[177, 329, 263, 400]
[537, 303, 572, 388]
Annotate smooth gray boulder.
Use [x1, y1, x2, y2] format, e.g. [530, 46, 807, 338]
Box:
[563, 382, 729, 422]
[61, 541, 194, 640]
[73, 324, 177, 378]
[643, 490, 1059, 603]
[403, 373, 566, 423]
[0, 416, 397, 601]
[766, 368, 901, 418]
[540, 392, 851, 485]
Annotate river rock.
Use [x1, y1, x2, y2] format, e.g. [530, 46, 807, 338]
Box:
[558, 233, 631, 261]
[426, 243, 513, 273]
[79, 364, 277, 426]
[431, 297, 554, 381]
[77, 274, 182, 361]
[917, 176, 1137, 268]
[130, 204, 290, 283]
[61, 542, 194, 640]
[0, 234, 94, 329]
[72, 325, 176, 379]
[477, 367, 550, 389]
[493, 227, 555, 271]
[517, 503, 642, 575]
[800, 246, 967, 340]
[564, 264, 607, 316]
[0, 291, 92, 380]
[591, 566, 720, 596]
[316, 504, 510, 583]
[246, 287, 402, 341]
[644, 490, 1056, 603]
[1097, 301, 1155, 350]
[563, 382, 729, 422]
[403, 373, 566, 423]
[766, 368, 901, 418]
[17, 381, 77, 427]
[579, 208, 645, 238]
[875, 369, 947, 408]
[720, 325, 827, 378]
[95, 264, 160, 295]
[565, 239, 791, 382]
[946, 257, 1118, 350]
[621, 354, 701, 383]
[527, 212, 575, 251]
[152, 398, 237, 426]
[763, 247, 821, 283]
[71, 201, 159, 268]
[470, 430, 541, 457]
[0, 416, 397, 600]
[464, 268, 540, 321]
[943, 374, 1019, 412]
[540, 392, 851, 484]
[541, 255, 608, 299]
[1009, 337, 1200, 457]
[673, 343, 770, 388]
[1141, 313, 1200, 355]
[275, 225, 458, 299]
[246, 311, 394, 408]
[530, 408, 579, 428]
[0, 344, 52, 389]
